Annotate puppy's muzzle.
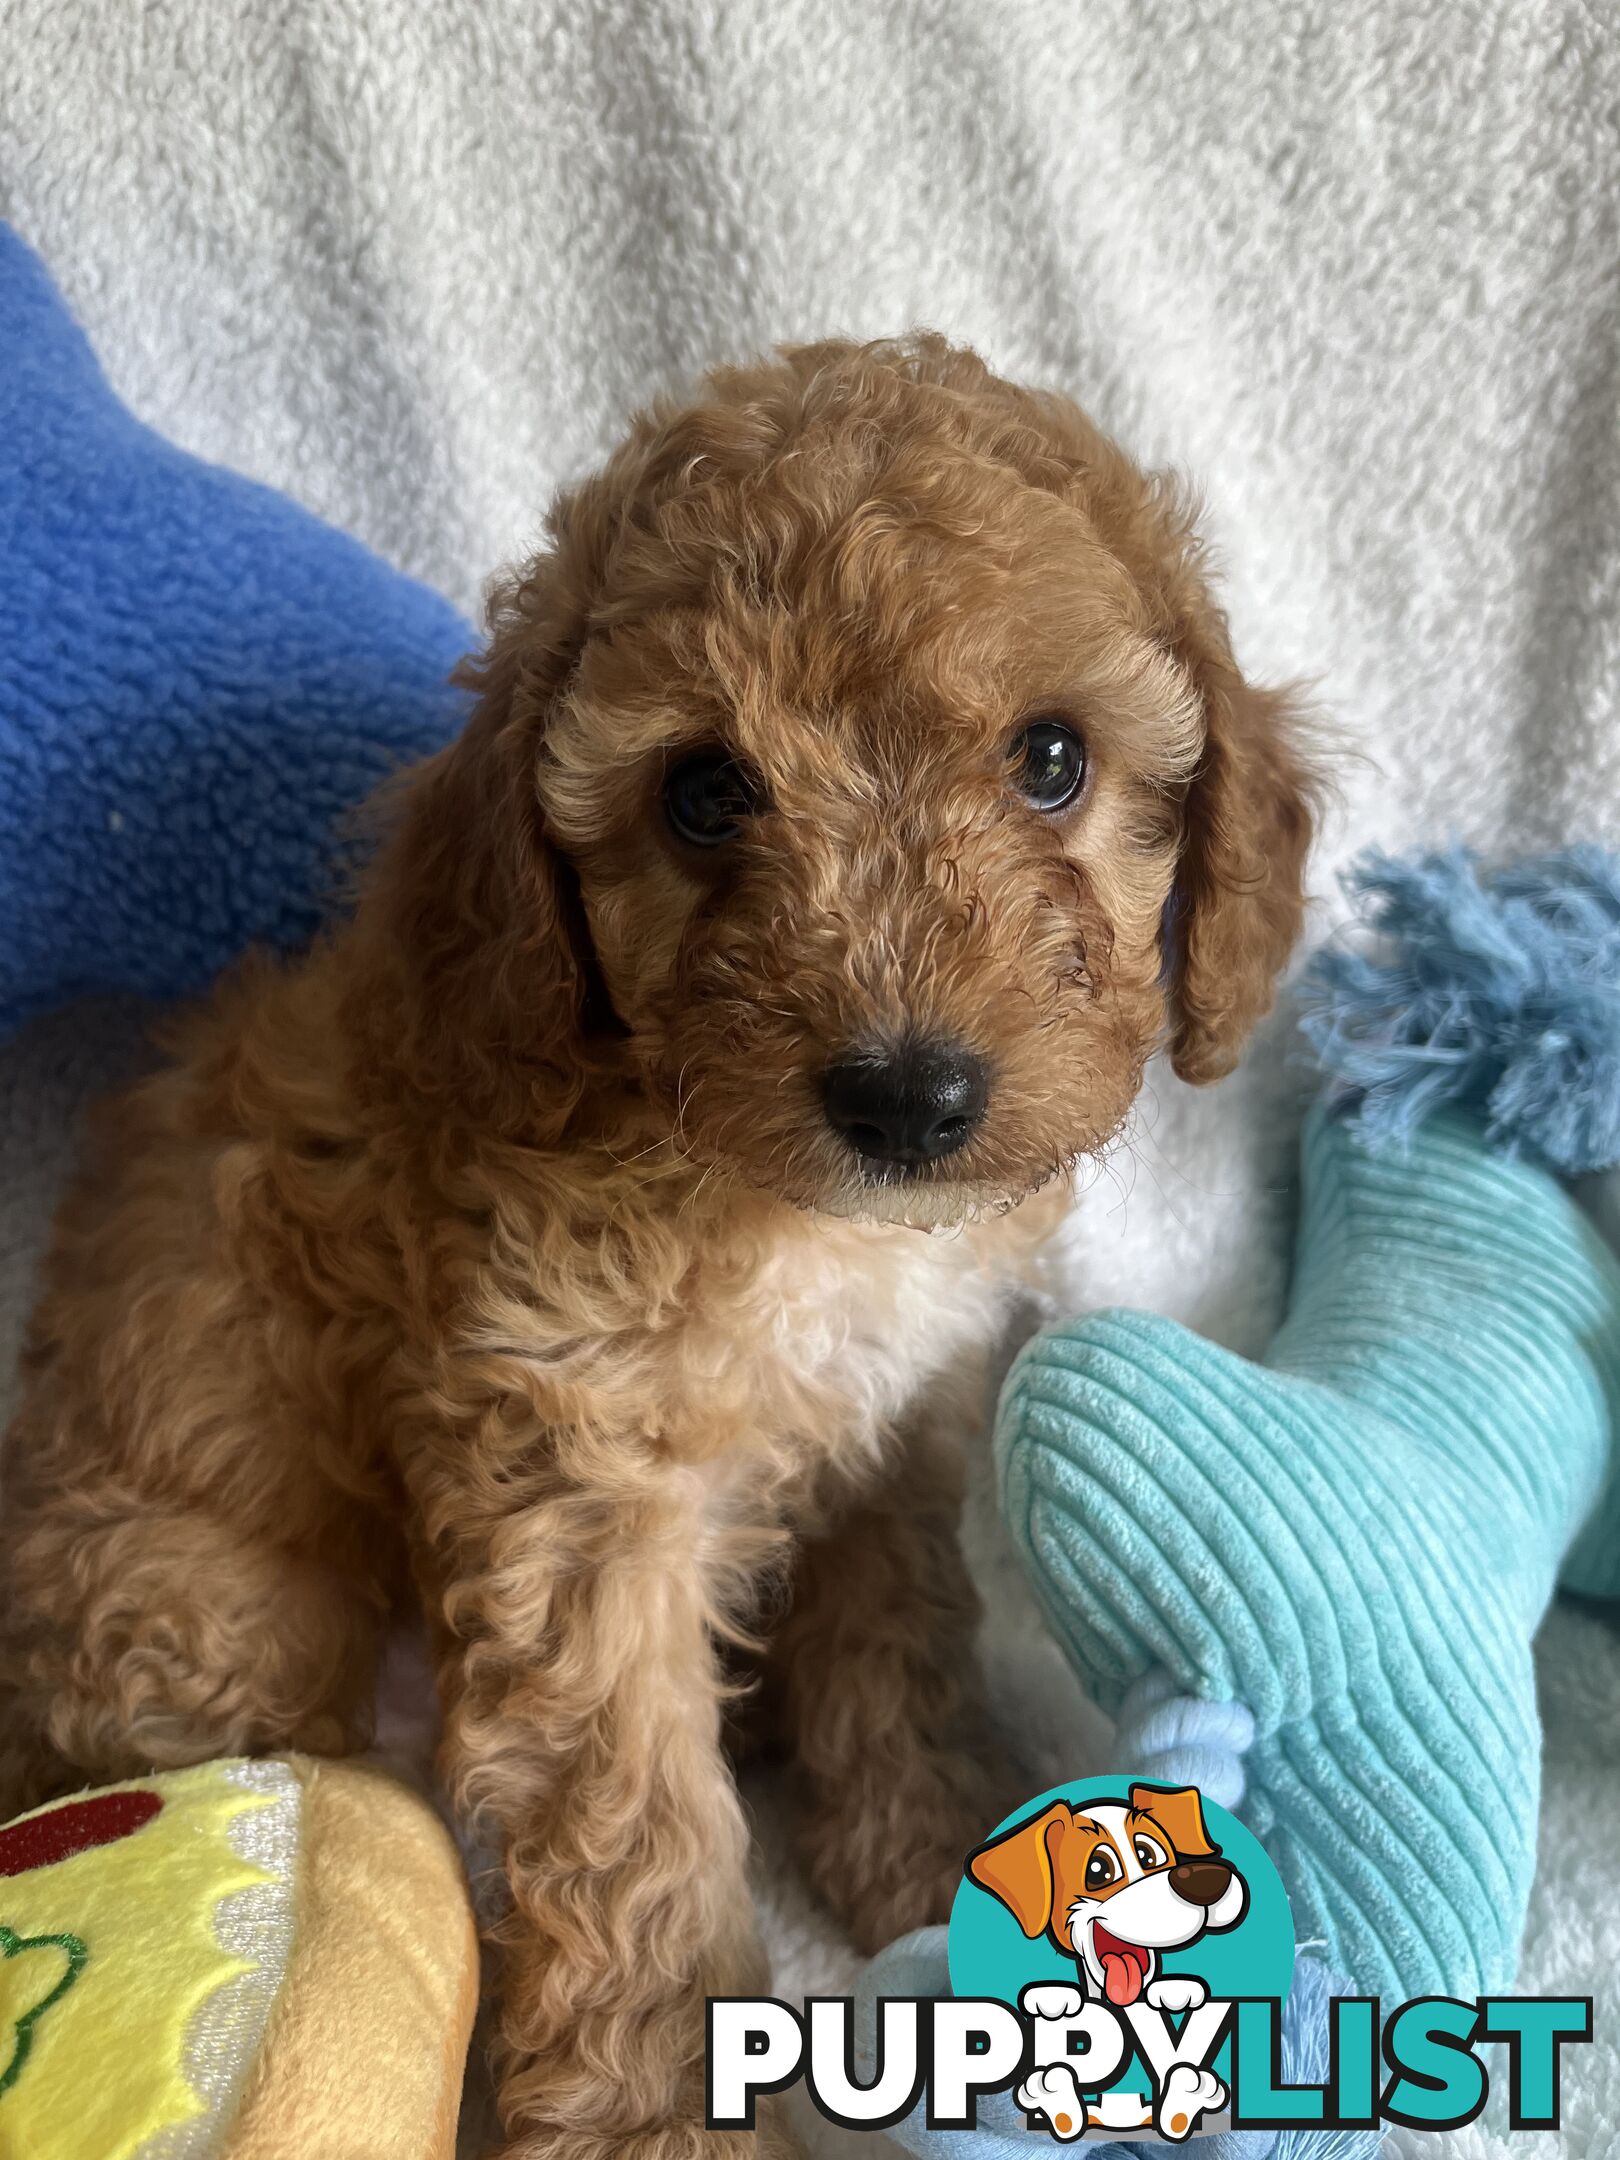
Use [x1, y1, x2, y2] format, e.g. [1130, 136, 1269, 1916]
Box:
[822, 1039, 989, 1173]
[1169, 1859, 1235, 1908]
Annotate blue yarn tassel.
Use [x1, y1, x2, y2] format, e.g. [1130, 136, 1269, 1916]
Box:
[1113, 1668, 1253, 1811]
[1300, 844, 1620, 1173]
[1111, 1674, 1385, 2160]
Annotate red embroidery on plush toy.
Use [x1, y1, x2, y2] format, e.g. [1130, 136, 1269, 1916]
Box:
[0, 1790, 162, 1876]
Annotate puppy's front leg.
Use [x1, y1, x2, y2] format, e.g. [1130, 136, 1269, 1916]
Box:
[430, 1475, 799, 2160]
[774, 1417, 1019, 1954]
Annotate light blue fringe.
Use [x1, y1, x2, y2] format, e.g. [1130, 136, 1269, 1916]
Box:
[1300, 844, 1620, 1173]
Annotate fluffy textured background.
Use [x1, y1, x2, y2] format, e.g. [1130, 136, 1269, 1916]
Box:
[2, 4, 1617, 2153]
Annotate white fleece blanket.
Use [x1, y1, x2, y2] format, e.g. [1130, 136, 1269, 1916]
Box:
[2, 4, 1618, 2153]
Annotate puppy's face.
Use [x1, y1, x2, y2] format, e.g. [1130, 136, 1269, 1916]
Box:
[547, 485, 1198, 1225]
[393, 339, 1313, 1216]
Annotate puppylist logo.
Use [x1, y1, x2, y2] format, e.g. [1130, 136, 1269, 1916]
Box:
[957, 1779, 1264, 2139]
[707, 1777, 1593, 2141]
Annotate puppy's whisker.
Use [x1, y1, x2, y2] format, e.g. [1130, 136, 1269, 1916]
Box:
[674, 1158, 729, 1227]
[1124, 1110, 1251, 1208]
[669, 1056, 705, 1157]
[1097, 1150, 1136, 1230]
[605, 1135, 680, 1171]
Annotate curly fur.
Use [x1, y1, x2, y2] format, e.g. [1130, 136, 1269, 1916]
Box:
[0, 335, 1314, 2159]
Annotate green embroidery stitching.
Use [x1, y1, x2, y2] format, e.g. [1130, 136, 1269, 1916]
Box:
[0, 1925, 88, 2097]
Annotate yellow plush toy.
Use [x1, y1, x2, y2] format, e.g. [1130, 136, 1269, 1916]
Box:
[0, 1757, 478, 2160]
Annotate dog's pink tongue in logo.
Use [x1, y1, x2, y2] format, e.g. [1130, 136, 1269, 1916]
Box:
[1093, 1927, 1149, 2007]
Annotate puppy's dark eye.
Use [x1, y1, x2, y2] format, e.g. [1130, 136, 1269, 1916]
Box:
[1134, 1836, 1167, 1871]
[1009, 718, 1087, 812]
[1084, 1847, 1118, 1891]
[663, 750, 765, 847]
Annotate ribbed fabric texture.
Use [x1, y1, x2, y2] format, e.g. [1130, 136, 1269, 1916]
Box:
[999, 1104, 1620, 1999]
[0, 225, 471, 1041]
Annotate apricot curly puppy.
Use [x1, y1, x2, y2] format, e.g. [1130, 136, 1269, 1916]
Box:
[0, 336, 1313, 2159]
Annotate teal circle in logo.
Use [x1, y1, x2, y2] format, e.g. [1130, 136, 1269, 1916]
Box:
[947, 1776, 1295, 2101]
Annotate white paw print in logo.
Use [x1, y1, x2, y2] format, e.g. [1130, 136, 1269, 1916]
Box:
[1156, 2062, 1228, 2140]
[1015, 2063, 1088, 2141]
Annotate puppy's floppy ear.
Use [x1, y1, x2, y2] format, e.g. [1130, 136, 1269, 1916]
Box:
[918, 363, 1316, 1088]
[375, 516, 614, 1131]
[1166, 600, 1316, 1085]
[1130, 1784, 1216, 1861]
[966, 1800, 1072, 1939]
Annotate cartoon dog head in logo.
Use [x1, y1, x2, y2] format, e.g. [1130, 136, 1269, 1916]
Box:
[966, 1783, 1248, 2007]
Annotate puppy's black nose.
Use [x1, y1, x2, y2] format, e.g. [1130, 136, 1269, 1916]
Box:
[822, 1042, 989, 1170]
[1169, 1860, 1234, 1908]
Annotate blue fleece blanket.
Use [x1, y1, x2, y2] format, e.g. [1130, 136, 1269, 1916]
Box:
[0, 226, 471, 1038]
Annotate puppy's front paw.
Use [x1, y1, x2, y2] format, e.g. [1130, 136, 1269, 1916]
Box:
[1144, 1975, 1207, 2014]
[1017, 2063, 1087, 2140]
[1019, 1980, 1086, 2022]
[1156, 2062, 1225, 2140]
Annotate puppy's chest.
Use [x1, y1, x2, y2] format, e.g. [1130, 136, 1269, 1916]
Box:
[674, 1220, 1003, 1470]
[488, 1203, 1014, 1487]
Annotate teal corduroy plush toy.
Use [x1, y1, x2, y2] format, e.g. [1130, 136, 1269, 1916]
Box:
[1001, 848, 1620, 2005]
